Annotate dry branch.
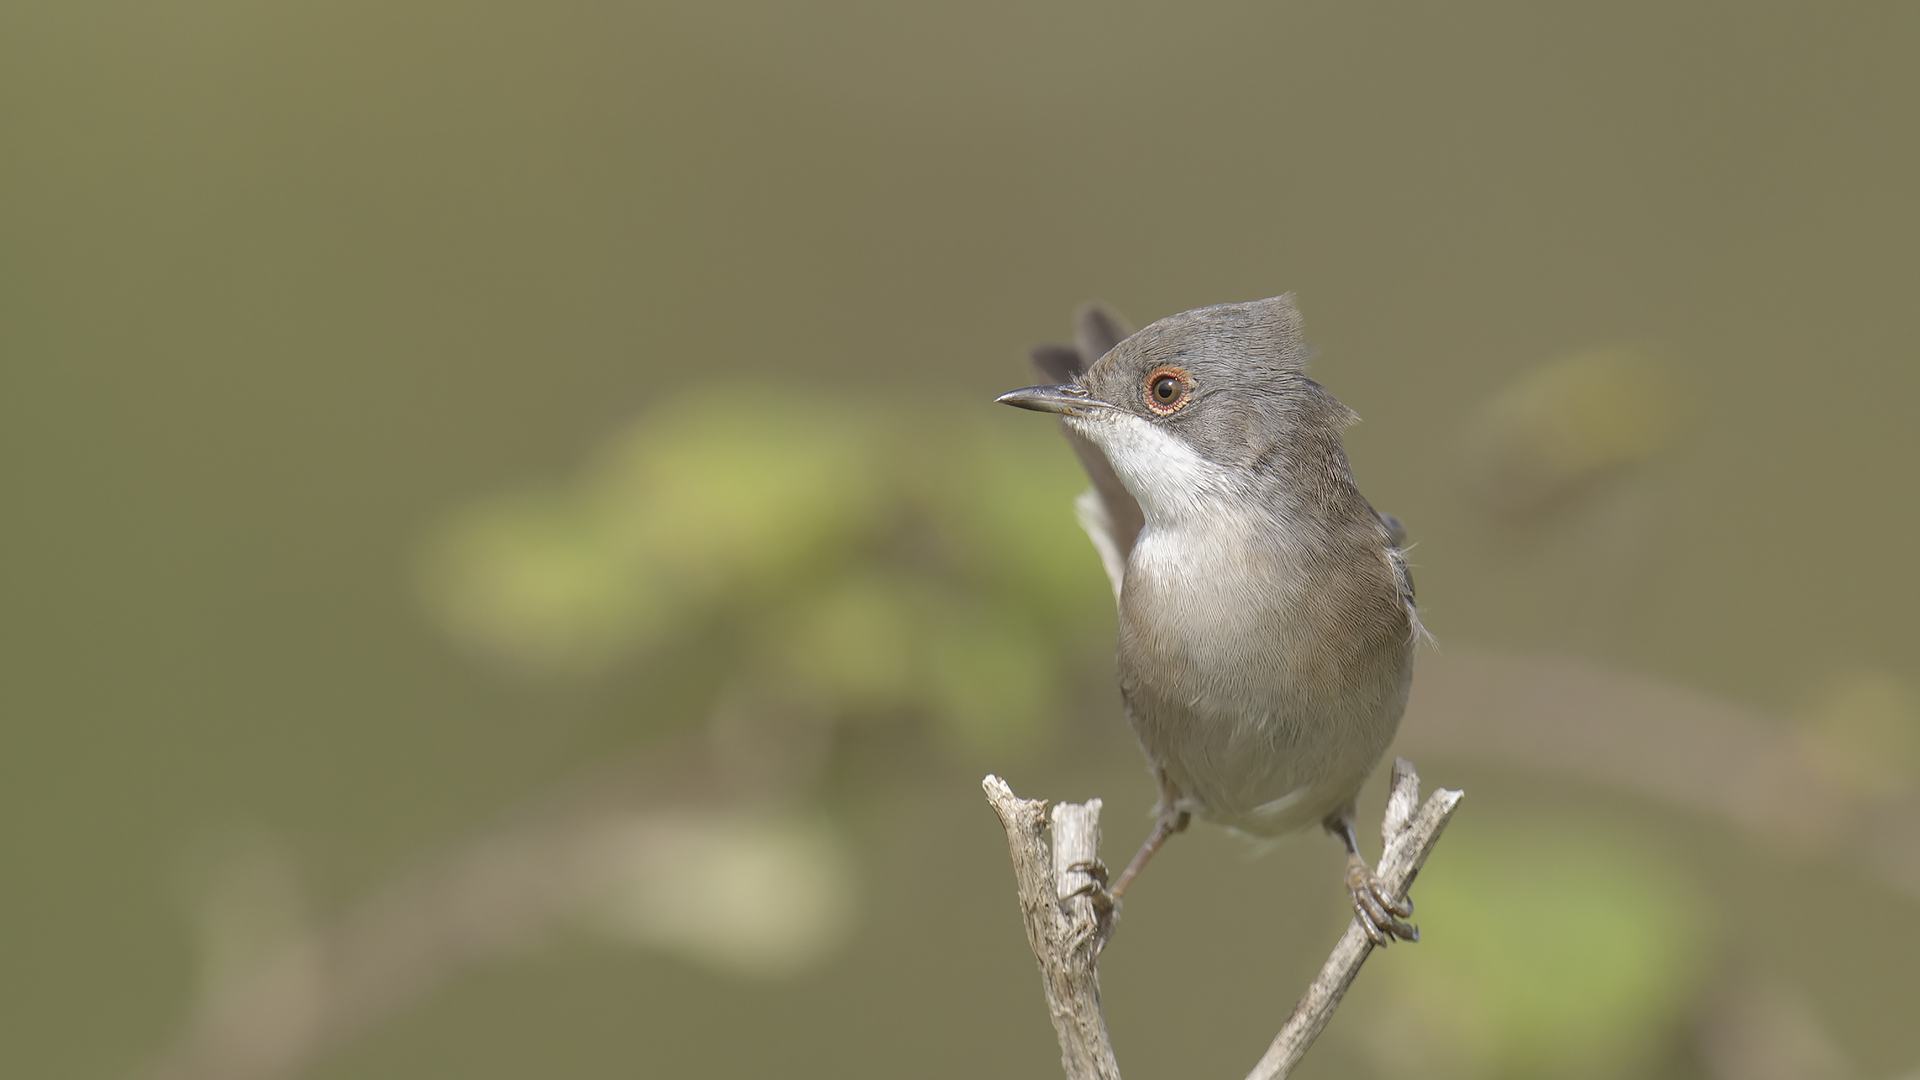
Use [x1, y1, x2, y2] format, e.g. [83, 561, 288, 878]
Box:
[984, 760, 1464, 1080]
[982, 778, 1120, 1080]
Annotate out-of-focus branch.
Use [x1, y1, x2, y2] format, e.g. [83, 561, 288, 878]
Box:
[139, 728, 821, 1080]
[1400, 649, 1920, 900]
[984, 761, 1463, 1080]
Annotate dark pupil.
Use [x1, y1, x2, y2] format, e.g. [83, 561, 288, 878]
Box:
[1152, 375, 1180, 403]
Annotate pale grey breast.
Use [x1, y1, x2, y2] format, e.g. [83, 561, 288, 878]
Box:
[1116, 489, 1415, 836]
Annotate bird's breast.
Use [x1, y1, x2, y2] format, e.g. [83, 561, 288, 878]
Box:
[1121, 518, 1330, 703]
[1116, 509, 1413, 832]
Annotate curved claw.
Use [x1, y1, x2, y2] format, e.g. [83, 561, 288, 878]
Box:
[1346, 858, 1418, 945]
[1062, 859, 1115, 917]
[1352, 896, 1387, 946]
[1065, 859, 1110, 887]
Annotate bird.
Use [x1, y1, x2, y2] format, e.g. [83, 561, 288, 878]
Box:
[997, 295, 1423, 945]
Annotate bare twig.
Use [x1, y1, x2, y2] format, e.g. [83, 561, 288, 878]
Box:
[984, 760, 1464, 1080]
[1245, 760, 1463, 1080]
[982, 777, 1120, 1080]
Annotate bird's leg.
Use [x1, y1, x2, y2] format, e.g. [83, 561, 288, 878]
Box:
[1111, 782, 1190, 900]
[1330, 814, 1418, 946]
[1110, 809, 1187, 898]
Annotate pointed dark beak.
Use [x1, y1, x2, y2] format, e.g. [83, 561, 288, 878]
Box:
[995, 383, 1114, 416]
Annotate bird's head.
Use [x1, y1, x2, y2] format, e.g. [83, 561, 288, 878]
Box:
[998, 295, 1357, 520]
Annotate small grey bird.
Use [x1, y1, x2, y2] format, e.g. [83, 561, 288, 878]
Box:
[998, 295, 1422, 944]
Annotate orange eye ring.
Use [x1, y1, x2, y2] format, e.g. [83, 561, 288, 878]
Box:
[1143, 366, 1193, 415]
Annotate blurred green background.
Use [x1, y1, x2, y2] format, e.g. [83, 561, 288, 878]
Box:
[4, 2, 1918, 1078]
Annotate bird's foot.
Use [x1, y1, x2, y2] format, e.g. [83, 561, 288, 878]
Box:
[1063, 859, 1116, 917]
[1345, 855, 1417, 946]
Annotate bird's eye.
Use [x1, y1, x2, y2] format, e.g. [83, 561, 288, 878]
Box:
[1143, 367, 1192, 414]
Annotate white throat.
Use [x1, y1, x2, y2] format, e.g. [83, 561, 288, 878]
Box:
[1067, 412, 1240, 527]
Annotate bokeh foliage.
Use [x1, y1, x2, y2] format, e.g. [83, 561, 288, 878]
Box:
[1356, 819, 1710, 1079]
[421, 389, 1110, 759]
[8, 1, 1919, 1077]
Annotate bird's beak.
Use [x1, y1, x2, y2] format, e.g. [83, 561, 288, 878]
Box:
[995, 383, 1115, 416]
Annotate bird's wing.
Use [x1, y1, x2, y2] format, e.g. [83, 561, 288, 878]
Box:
[1029, 304, 1144, 600]
[1377, 511, 1408, 550]
[1375, 510, 1428, 643]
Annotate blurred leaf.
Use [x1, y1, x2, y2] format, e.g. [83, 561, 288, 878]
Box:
[763, 571, 926, 718]
[422, 389, 888, 674]
[579, 812, 858, 980]
[419, 387, 1108, 768]
[926, 606, 1058, 760]
[591, 388, 886, 602]
[1359, 818, 1709, 1079]
[929, 420, 1112, 628]
[421, 490, 666, 673]
[1466, 348, 1681, 515]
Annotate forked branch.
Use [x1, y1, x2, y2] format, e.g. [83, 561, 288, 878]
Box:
[983, 760, 1463, 1080]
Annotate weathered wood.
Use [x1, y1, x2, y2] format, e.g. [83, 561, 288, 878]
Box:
[982, 777, 1120, 1080]
[985, 760, 1465, 1080]
[1245, 760, 1464, 1080]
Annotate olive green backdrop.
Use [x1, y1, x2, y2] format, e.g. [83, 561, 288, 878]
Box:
[4, 3, 1917, 1078]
